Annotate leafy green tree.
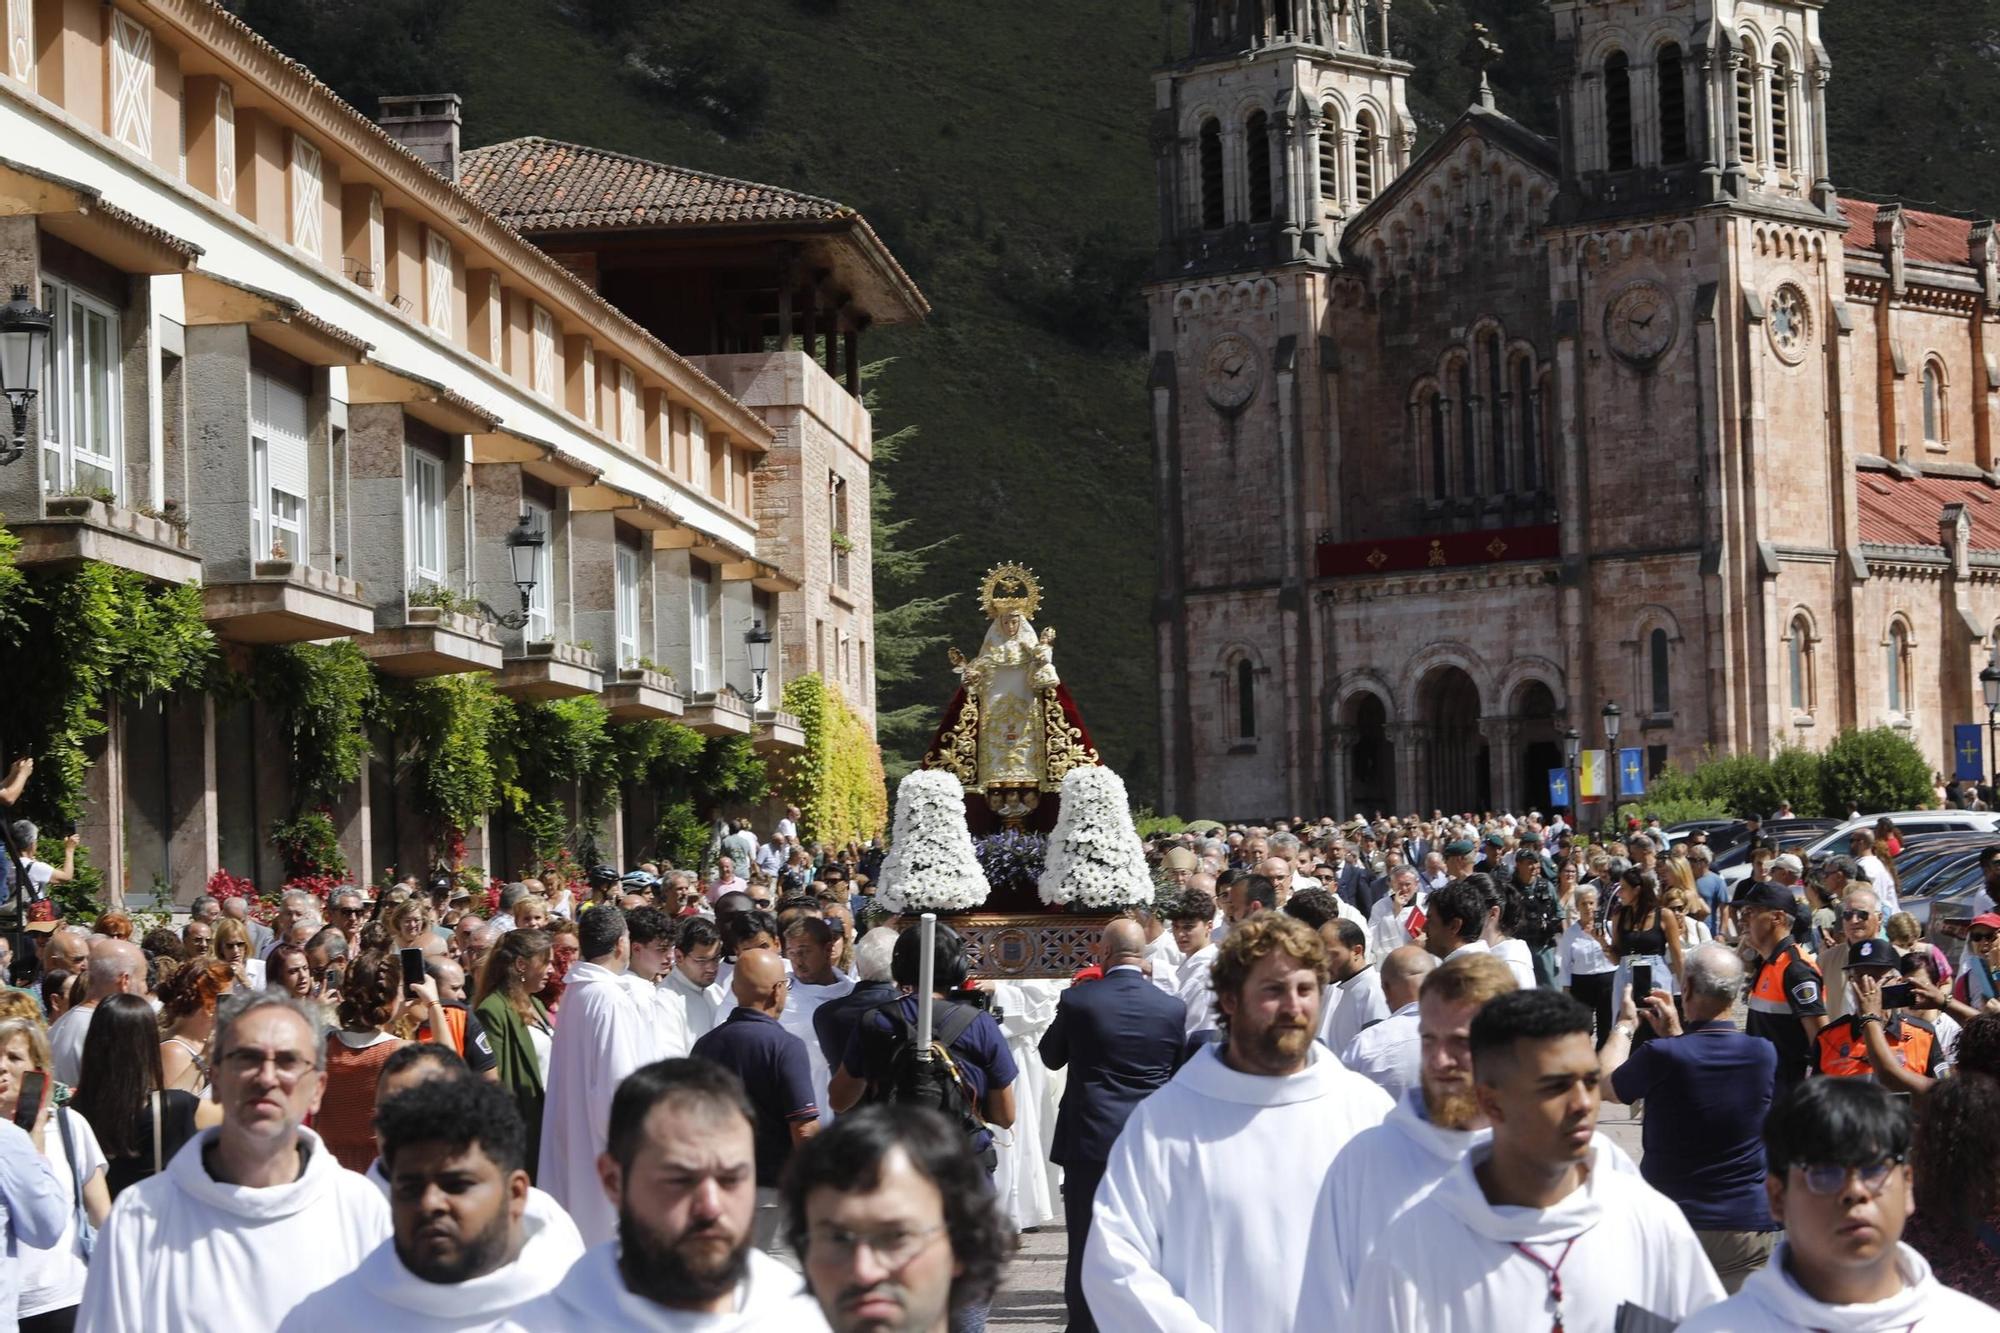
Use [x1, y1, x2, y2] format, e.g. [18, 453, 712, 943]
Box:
[222, 1, 464, 116]
[1818, 727, 1934, 816]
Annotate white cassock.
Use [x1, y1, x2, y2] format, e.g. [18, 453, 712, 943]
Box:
[537, 962, 658, 1249]
[1492, 937, 1538, 989]
[1144, 930, 1183, 997]
[77, 1126, 389, 1333]
[1676, 1240, 2000, 1333]
[362, 1158, 582, 1254]
[658, 966, 722, 1045]
[1368, 893, 1424, 961]
[780, 975, 855, 1125]
[275, 1200, 585, 1332]
[1337, 1000, 1421, 1104]
[988, 979, 1066, 1231]
[1319, 965, 1388, 1053]
[1176, 943, 1218, 1035]
[1345, 1137, 1724, 1332]
[495, 1239, 830, 1332]
[1082, 1042, 1393, 1333]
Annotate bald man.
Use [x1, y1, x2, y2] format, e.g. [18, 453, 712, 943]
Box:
[1042, 917, 1189, 1332]
[1337, 944, 1439, 1104]
[689, 943, 820, 1254]
[42, 924, 90, 977]
[50, 937, 147, 1083]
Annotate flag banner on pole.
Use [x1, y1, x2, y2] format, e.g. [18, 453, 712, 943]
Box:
[1580, 750, 1606, 799]
[1955, 723, 1985, 782]
[1549, 769, 1572, 808]
[1618, 748, 1647, 799]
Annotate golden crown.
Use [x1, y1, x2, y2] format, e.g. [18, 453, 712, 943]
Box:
[978, 563, 1042, 621]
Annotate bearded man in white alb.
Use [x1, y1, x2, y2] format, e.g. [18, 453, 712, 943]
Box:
[1083, 912, 1392, 1333]
[1347, 988, 1723, 1332]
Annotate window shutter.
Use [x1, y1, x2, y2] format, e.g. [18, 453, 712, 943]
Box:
[252, 372, 310, 500]
[8, 0, 33, 83]
[109, 14, 154, 155]
[290, 135, 324, 258]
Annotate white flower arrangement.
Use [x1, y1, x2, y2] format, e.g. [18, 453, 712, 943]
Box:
[1038, 765, 1154, 910]
[877, 769, 992, 914]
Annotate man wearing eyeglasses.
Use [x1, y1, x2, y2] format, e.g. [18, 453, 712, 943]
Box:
[78, 992, 390, 1332]
[1678, 1078, 2000, 1331]
[786, 1105, 1010, 1333]
[1818, 887, 1883, 1019]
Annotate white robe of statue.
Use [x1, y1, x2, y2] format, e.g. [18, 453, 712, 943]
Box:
[958, 613, 1057, 789]
[988, 979, 1067, 1231]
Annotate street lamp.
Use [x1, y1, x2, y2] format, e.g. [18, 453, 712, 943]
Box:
[0, 285, 53, 467]
[483, 511, 544, 630]
[1602, 700, 1622, 749]
[745, 620, 773, 705]
[1562, 725, 1581, 825]
[1982, 653, 2000, 790]
[1600, 701, 1622, 826]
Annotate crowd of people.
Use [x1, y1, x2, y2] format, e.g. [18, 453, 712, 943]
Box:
[0, 790, 1991, 1330]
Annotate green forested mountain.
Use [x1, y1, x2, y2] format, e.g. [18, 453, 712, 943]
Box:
[226, 0, 2000, 805]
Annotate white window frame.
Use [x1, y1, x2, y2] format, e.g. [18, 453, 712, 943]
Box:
[38, 278, 122, 503]
[616, 544, 642, 669]
[523, 499, 554, 643]
[689, 560, 715, 692]
[404, 448, 445, 589]
[250, 371, 309, 562]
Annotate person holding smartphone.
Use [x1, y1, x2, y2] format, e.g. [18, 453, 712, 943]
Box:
[315, 949, 450, 1173]
[1813, 940, 1943, 1087]
[0, 1015, 111, 1331]
[0, 1044, 65, 1333]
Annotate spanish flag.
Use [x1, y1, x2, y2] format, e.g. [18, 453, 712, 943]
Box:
[1579, 749, 1607, 800]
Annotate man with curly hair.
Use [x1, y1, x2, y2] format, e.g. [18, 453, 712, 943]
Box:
[1082, 913, 1392, 1333]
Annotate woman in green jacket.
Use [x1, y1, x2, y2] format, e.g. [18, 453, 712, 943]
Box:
[473, 928, 554, 1180]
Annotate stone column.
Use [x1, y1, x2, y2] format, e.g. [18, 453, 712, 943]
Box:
[1810, 67, 1834, 207]
[1389, 721, 1428, 816]
[471, 462, 529, 651]
[1326, 723, 1355, 823]
[165, 694, 218, 904]
[344, 402, 411, 622]
[570, 509, 618, 677]
[1481, 717, 1523, 815]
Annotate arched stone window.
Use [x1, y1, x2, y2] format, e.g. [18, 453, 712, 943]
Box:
[1770, 47, 1794, 172]
[1886, 619, 1912, 716]
[1456, 357, 1476, 495]
[1354, 110, 1378, 203]
[1486, 332, 1508, 491]
[1418, 385, 1447, 500]
[1604, 51, 1634, 171]
[1649, 627, 1671, 714]
[1237, 658, 1257, 739]
[1788, 613, 1816, 714]
[1735, 40, 1759, 167]
[1199, 119, 1225, 229]
[1514, 354, 1540, 490]
[1923, 359, 1948, 445]
[1657, 43, 1689, 165]
[1245, 110, 1273, 223]
[1318, 103, 1342, 203]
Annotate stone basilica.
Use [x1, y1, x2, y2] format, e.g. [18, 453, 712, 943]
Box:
[1151, 0, 2000, 819]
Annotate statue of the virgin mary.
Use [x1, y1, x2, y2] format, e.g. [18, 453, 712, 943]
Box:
[923, 564, 1099, 833]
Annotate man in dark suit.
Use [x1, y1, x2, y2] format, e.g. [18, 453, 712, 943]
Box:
[1040, 918, 1187, 1332]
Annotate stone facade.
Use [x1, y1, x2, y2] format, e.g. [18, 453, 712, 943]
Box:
[1155, 1, 2000, 819]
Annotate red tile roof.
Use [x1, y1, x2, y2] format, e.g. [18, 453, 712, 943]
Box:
[1839, 198, 1977, 269]
[459, 137, 853, 231]
[1856, 468, 2000, 550]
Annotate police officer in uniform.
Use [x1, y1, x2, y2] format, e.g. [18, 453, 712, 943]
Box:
[1738, 881, 1828, 1099]
[1442, 838, 1477, 883]
[1812, 939, 1943, 1083]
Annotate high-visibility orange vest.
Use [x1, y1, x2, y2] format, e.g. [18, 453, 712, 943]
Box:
[1749, 942, 1820, 1014]
[418, 1004, 468, 1056]
[1816, 1016, 1935, 1079]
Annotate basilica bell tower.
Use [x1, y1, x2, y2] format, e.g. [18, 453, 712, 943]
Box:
[1149, 1, 1411, 817]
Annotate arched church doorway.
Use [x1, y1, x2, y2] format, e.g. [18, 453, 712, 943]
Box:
[1514, 680, 1563, 812]
[1420, 666, 1489, 815]
[1344, 692, 1393, 815]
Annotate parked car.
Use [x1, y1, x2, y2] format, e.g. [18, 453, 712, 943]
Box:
[1720, 811, 2000, 888]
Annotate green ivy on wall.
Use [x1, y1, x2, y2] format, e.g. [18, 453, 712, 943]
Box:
[369, 673, 511, 846]
[255, 641, 377, 809]
[780, 673, 888, 846]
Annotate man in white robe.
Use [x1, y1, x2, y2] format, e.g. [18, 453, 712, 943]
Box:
[536, 906, 657, 1248]
[989, 977, 1066, 1231]
[498, 1059, 828, 1332]
[78, 992, 390, 1333]
[1083, 914, 1393, 1333]
[625, 905, 695, 1059]
[1304, 951, 1517, 1304]
[780, 917, 855, 1125]
[1347, 988, 1723, 1331]
[1369, 866, 1427, 961]
[1336, 945, 1434, 1104]
[1166, 889, 1220, 1035]
[658, 915, 726, 1046]
[279, 1076, 583, 1332]
[1320, 921, 1389, 1053]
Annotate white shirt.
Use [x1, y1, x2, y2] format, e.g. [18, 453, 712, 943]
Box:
[277, 1198, 585, 1332]
[1346, 1137, 1724, 1331]
[1083, 1043, 1393, 1333]
[46, 1001, 96, 1087]
[1175, 943, 1218, 1035]
[498, 1239, 830, 1332]
[1337, 999, 1421, 1103]
[1446, 940, 1491, 964]
[659, 966, 723, 1044]
[77, 1126, 390, 1333]
[1368, 893, 1424, 961]
[1557, 923, 1616, 986]
[1676, 1240, 2000, 1332]
[1144, 930, 1183, 997]
[18, 1106, 104, 1317]
[0, 1120, 65, 1333]
[1321, 965, 1388, 1054]
[1855, 854, 1899, 915]
[781, 975, 856, 1125]
[536, 962, 659, 1248]
[1491, 937, 1537, 989]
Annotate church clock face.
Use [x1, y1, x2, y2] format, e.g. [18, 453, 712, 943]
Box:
[1202, 333, 1261, 413]
[1604, 281, 1677, 368]
[1768, 284, 1812, 365]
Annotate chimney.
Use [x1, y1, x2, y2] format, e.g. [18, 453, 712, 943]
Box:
[378, 94, 462, 183]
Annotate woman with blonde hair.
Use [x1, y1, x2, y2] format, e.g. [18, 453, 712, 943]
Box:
[209, 916, 263, 989]
[510, 895, 552, 933]
[0, 1014, 110, 1329]
[381, 898, 434, 952]
[474, 928, 553, 1180]
[157, 959, 234, 1096]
